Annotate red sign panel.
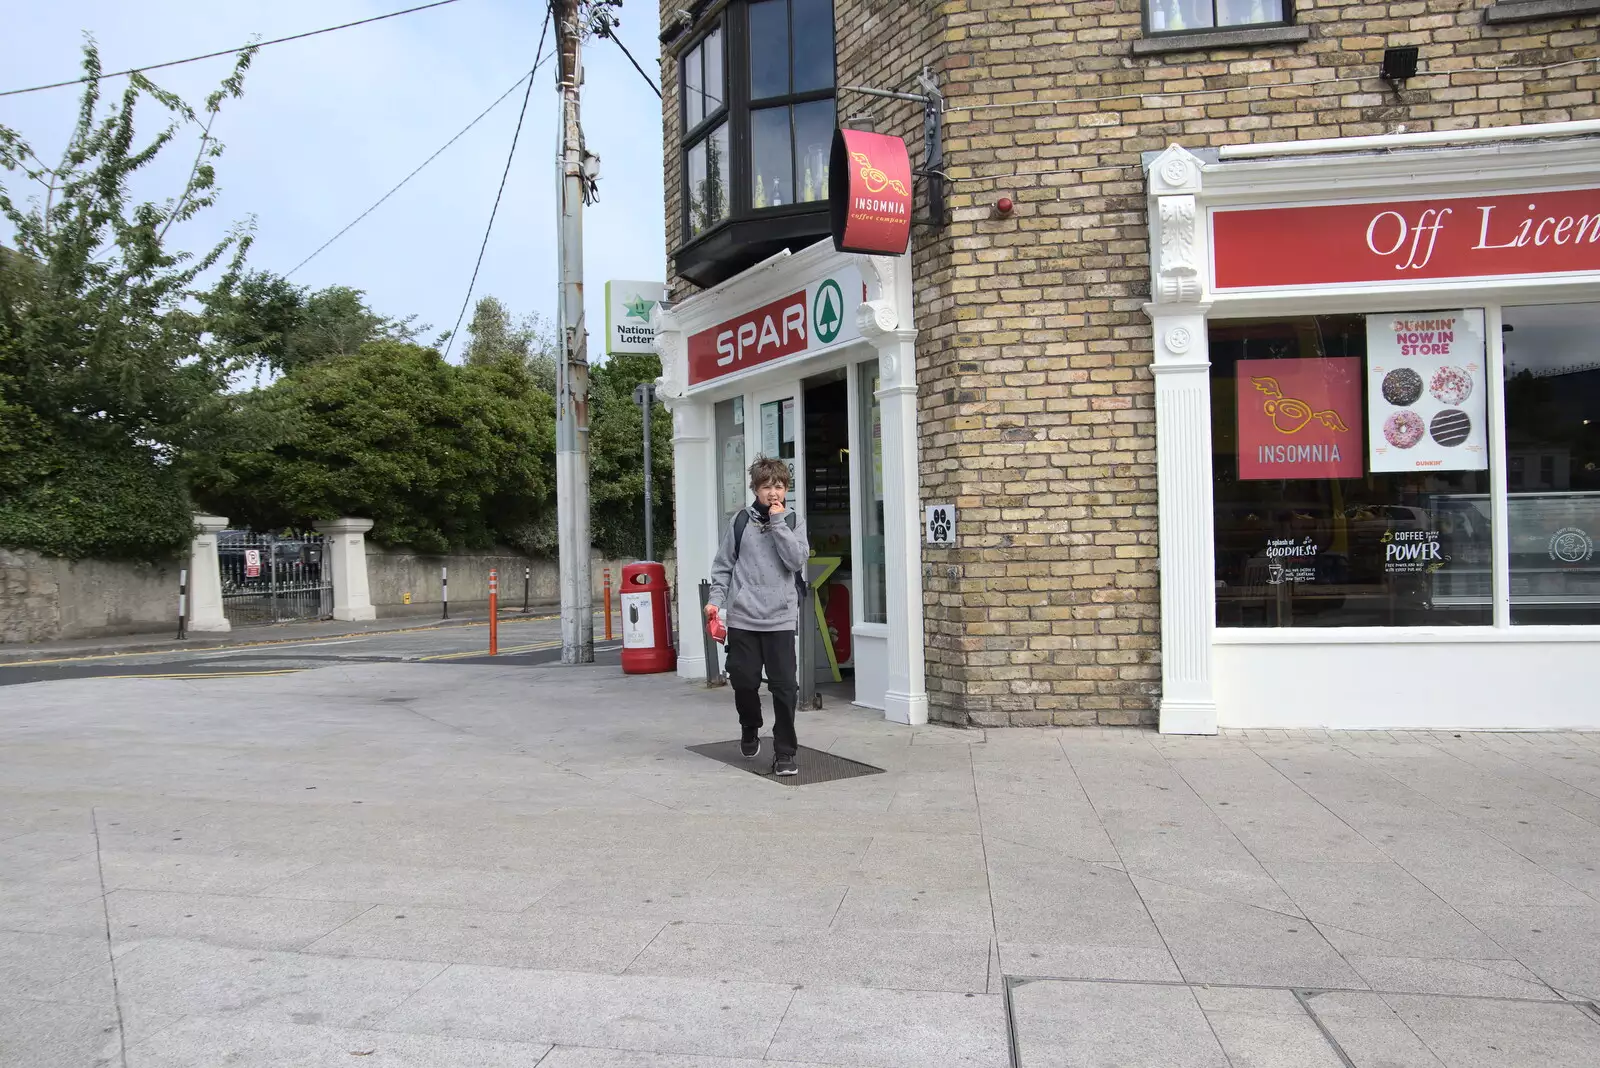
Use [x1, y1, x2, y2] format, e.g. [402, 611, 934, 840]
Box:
[1236, 358, 1364, 480]
[687, 290, 808, 386]
[830, 129, 913, 256]
[1214, 188, 1600, 288]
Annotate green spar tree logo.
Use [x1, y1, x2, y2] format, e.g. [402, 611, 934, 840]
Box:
[813, 279, 843, 344]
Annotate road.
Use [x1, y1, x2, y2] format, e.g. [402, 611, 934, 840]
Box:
[0, 616, 623, 686]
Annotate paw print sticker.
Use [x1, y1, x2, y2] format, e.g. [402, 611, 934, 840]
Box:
[926, 505, 956, 546]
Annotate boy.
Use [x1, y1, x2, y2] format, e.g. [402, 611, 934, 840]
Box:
[705, 457, 810, 776]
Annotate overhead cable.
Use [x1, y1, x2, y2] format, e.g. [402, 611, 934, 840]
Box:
[442, 9, 551, 360]
[0, 0, 466, 98]
[285, 61, 549, 278]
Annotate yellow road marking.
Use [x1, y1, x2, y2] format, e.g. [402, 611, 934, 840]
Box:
[0, 614, 560, 668]
[416, 640, 563, 662]
[96, 669, 304, 680]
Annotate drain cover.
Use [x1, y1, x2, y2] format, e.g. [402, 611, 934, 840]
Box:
[687, 740, 886, 786]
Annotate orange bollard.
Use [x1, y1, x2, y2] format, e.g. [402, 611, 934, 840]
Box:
[603, 568, 613, 641]
[488, 569, 498, 656]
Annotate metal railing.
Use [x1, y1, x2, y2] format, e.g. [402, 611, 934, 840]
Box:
[218, 531, 332, 626]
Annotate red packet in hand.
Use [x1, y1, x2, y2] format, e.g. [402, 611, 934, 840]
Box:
[707, 607, 727, 644]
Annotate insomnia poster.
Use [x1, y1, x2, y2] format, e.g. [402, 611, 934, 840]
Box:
[1366, 310, 1488, 473]
[1236, 357, 1363, 480]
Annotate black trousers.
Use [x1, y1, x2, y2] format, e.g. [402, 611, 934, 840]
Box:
[725, 628, 798, 758]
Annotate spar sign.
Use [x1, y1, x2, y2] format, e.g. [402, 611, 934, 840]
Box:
[686, 266, 863, 387]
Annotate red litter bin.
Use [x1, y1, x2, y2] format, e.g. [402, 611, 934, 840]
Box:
[619, 561, 677, 674]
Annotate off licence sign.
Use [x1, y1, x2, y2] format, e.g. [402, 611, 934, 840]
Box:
[1212, 187, 1600, 288]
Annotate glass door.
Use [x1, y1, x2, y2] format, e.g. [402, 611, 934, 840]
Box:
[749, 384, 804, 508]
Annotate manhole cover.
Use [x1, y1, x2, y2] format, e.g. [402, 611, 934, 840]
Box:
[687, 740, 885, 786]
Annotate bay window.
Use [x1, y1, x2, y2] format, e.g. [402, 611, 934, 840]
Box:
[676, 0, 837, 286]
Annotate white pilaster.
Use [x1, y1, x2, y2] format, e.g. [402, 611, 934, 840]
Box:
[654, 305, 718, 681]
[187, 515, 231, 633]
[669, 400, 715, 681]
[1146, 145, 1218, 734]
[858, 253, 928, 726]
[313, 518, 377, 622]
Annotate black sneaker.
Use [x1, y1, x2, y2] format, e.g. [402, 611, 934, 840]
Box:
[740, 734, 761, 759]
[772, 756, 798, 777]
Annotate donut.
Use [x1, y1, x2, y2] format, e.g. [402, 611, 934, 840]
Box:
[1382, 367, 1423, 406]
[1430, 366, 1472, 405]
[1384, 410, 1425, 449]
[1430, 408, 1471, 447]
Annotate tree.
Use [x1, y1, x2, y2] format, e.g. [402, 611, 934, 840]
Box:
[0, 44, 255, 559]
[201, 272, 425, 375]
[464, 295, 556, 392]
[587, 352, 673, 560]
[193, 341, 556, 554]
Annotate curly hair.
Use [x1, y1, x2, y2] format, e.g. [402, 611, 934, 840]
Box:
[748, 456, 792, 490]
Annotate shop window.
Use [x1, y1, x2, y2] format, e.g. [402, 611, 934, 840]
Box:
[1145, 0, 1290, 34]
[715, 396, 746, 528]
[678, 0, 835, 243]
[858, 362, 887, 625]
[1210, 314, 1493, 628]
[1502, 304, 1600, 626]
[682, 27, 729, 238]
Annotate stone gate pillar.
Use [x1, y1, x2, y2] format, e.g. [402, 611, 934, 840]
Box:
[314, 518, 377, 622]
[187, 515, 231, 633]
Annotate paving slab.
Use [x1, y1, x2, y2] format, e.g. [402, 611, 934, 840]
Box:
[625, 920, 992, 992]
[766, 985, 1009, 1068]
[308, 904, 665, 973]
[88, 938, 446, 1028]
[122, 1014, 551, 1068]
[105, 889, 372, 951]
[378, 963, 792, 1057]
[1008, 978, 1230, 1068]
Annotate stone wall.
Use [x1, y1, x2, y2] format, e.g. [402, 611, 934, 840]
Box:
[660, 0, 1600, 726]
[365, 547, 677, 620]
[0, 549, 181, 644]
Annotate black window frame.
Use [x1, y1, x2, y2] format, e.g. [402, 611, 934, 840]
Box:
[680, 21, 730, 243]
[677, 0, 837, 249]
[1142, 0, 1294, 37]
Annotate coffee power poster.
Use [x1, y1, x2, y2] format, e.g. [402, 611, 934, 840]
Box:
[1236, 357, 1363, 480]
[1366, 310, 1488, 473]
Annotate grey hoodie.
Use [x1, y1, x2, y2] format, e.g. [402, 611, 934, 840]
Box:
[708, 503, 810, 632]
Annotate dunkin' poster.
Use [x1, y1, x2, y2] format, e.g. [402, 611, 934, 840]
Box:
[1365, 310, 1488, 473]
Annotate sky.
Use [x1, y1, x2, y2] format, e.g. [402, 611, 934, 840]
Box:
[0, 0, 666, 360]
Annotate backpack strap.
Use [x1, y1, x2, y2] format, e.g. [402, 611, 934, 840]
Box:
[731, 510, 808, 598]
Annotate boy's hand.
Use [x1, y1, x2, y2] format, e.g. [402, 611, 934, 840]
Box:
[767, 501, 786, 517]
[704, 603, 719, 620]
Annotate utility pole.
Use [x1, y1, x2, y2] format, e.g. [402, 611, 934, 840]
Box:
[633, 382, 655, 561]
[553, 0, 593, 664]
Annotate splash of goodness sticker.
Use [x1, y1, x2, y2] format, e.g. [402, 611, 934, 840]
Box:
[1365, 310, 1488, 473]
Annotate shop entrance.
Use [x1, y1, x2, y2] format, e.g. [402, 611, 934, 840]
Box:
[801, 370, 854, 700]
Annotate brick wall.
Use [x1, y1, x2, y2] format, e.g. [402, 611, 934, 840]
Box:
[659, 0, 1600, 727]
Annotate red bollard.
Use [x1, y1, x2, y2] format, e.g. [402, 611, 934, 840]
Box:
[488, 569, 498, 656]
[603, 568, 613, 641]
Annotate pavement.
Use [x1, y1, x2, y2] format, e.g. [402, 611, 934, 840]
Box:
[3, 629, 1600, 1067]
[0, 608, 560, 667]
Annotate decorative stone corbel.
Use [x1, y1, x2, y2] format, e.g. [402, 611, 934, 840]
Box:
[651, 303, 687, 405]
[1146, 144, 1208, 307]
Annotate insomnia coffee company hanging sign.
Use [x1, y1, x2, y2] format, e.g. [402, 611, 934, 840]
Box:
[1365, 310, 1488, 473]
[1236, 357, 1364, 480]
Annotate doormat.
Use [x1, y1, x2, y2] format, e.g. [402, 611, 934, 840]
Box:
[687, 741, 886, 786]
